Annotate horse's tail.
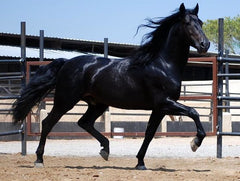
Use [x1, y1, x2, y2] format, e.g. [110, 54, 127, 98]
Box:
[12, 58, 66, 124]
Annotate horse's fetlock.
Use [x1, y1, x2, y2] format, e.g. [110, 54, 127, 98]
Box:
[197, 129, 206, 138]
[101, 138, 109, 149]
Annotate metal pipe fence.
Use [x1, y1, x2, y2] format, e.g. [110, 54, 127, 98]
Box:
[217, 18, 240, 158]
[0, 22, 26, 155]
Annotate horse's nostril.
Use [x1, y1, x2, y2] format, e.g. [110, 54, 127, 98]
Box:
[200, 41, 210, 49]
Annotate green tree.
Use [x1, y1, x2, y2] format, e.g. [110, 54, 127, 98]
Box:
[203, 15, 240, 54]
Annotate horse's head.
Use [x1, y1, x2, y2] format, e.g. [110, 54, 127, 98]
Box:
[179, 3, 210, 54]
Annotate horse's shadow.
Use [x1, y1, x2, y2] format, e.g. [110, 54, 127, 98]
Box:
[20, 165, 175, 172]
[65, 165, 210, 173]
[19, 165, 210, 173]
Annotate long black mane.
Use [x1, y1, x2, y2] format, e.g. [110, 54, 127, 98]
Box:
[130, 8, 190, 66]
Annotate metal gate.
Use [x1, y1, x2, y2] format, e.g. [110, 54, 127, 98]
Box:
[217, 18, 240, 158]
[0, 22, 27, 155]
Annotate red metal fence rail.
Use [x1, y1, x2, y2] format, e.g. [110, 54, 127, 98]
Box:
[26, 57, 218, 137]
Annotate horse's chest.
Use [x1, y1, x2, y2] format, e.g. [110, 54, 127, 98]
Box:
[146, 71, 181, 100]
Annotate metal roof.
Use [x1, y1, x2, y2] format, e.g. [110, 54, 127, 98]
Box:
[0, 45, 119, 60]
[0, 33, 137, 58]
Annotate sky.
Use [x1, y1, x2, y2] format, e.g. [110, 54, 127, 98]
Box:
[0, 0, 240, 45]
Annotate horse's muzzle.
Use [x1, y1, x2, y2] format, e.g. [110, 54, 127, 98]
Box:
[197, 41, 210, 54]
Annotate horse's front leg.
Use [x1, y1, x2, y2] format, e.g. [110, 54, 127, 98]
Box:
[188, 107, 206, 152]
[136, 111, 164, 170]
[163, 98, 206, 151]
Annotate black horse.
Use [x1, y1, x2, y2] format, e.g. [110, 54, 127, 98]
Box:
[12, 3, 209, 170]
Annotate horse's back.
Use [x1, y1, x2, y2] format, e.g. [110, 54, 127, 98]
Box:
[54, 55, 119, 102]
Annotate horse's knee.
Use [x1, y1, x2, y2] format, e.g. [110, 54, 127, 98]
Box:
[189, 107, 199, 119]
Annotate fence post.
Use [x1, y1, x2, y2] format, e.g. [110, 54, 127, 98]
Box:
[217, 18, 224, 158]
[224, 49, 230, 112]
[39, 30, 46, 111]
[103, 38, 111, 134]
[21, 22, 27, 156]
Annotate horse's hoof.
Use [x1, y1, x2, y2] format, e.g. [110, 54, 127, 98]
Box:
[190, 137, 199, 152]
[34, 162, 44, 168]
[99, 149, 109, 161]
[135, 165, 147, 170]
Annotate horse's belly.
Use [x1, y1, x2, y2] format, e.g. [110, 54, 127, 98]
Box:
[108, 97, 153, 110]
[89, 86, 153, 110]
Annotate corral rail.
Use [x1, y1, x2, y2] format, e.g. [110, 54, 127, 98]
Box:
[25, 57, 218, 138]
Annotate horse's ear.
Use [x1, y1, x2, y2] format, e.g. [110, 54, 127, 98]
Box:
[179, 3, 185, 14]
[193, 3, 199, 15]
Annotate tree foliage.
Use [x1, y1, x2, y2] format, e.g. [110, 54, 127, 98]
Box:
[203, 15, 240, 54]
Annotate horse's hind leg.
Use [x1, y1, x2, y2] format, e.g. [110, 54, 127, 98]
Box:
[34, 106, 66, 167]
[77, 103, 109, 160]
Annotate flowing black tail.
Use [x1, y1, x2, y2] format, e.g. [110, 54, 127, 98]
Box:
[12, 58, 66, 123]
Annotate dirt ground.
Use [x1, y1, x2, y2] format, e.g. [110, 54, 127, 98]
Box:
[0, 153, 239, 181]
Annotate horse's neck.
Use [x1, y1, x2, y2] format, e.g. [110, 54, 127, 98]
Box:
[159, 28, 189, 72]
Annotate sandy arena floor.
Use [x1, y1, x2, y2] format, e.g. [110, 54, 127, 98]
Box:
[0, 136, 240, 180]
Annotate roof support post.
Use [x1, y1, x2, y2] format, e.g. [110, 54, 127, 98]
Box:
[39, 30, 44, 61]
[104, 38, 108, 58]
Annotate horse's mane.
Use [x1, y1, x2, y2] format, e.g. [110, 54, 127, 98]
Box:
[130, 8, 191, 66]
